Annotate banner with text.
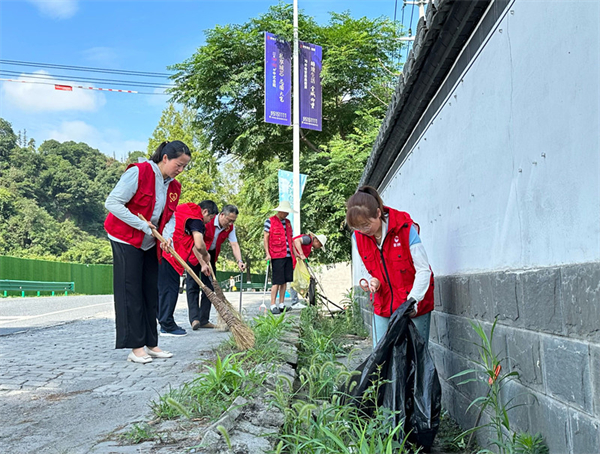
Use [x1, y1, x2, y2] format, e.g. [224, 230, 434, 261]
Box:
[278, 169, 308, 234]
[264, 32, 292, 126]
[299, 41, 322, 131]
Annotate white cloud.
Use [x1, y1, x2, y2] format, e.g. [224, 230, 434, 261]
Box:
[1, 71, 105, 112]
[45, 121, 147, 160]
[27, 0, 78, 19]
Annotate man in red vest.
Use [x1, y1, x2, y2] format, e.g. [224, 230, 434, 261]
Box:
[263, 200, 296, 314]
[290, 232, 327, 306]
[191, 204, 246, 329]
[159, 200, 218, 335]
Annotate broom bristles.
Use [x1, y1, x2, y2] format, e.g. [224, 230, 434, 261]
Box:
[212, 278, 241, 331]
[206, 290, 255, 350]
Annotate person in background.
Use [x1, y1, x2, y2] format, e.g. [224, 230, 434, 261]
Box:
[104, 140, 191, 363]
[345, 186, 435, 348]
[189, 204, 246, 329]
[263, 200, 295, 315]
[289, 232, 327, 306]
[159, 200, 218, 336]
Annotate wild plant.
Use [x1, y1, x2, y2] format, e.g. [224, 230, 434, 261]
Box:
[121, 423, 156, 444]
[450, 317, 548, 454]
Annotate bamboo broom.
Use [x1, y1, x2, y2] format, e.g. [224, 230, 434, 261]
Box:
[209, 268, 242, 332]
[139, 215, 255, 350]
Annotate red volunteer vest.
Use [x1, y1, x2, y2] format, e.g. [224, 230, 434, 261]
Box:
[292, 234, 313, 267]
[268, 215, 293, 259]
[354, 207, 434, 318]
[163, 203, 204, 275]
[104, 162, 181, 256]
[204, 216, 234, 262]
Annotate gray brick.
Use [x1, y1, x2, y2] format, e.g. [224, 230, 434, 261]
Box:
[591, 344, 600, 418]
[447, 314, 481, 358]
[543, 336, 592, 413]
[492, 272, 519, 322]
[435, 311, 451, 349]
[506, 328, 544, 392]
[444, 348, 488, 403]
[429, 342, 447, 380]
[516, 268, 564, 334]
[569, 409, 600, 454]
[467, 273, 494, 320]
[560, 263, 600, 341]
[527, 393, 570, 454]
[498, 380, 535, 433]
[429, 310, 440, 344]
[437, 276, 452, 311]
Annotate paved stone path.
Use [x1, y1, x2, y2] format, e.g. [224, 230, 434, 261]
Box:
[0, 292, 271, 454]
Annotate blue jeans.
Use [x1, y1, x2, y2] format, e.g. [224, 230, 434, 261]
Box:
[289, 287, 299, 304]
[372, 311, 431, 349]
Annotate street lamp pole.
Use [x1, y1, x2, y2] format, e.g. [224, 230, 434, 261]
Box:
[292, 0, 301, 234]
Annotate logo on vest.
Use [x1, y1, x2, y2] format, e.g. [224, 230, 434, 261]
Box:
[393, 236, 401, 247]
[169, 192, 178, 203]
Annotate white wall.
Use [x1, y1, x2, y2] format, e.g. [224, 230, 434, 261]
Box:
[379, 0, 600, 276]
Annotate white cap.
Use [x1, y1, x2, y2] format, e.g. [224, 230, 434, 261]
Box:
[273, 200, 297, 214]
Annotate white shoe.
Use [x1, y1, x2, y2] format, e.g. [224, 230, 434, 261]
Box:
[127, 352, 152, 364]
[145, 348, 173, 358]
[294, 303, 307, 309]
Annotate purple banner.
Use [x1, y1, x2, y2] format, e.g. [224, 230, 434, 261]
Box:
[264, 32, 292, 126]
[299, 41, 322, 131]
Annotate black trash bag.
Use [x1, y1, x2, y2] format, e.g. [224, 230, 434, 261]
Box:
[344, 300, 441, 451]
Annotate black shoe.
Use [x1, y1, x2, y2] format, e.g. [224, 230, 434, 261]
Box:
[270, 307, 281, 315]
[280, 306, 288, 313]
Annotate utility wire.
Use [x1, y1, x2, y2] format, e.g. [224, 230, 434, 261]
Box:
[0, 77, 170, 95]
[0, 59, 172, 78]
[0, 69, 173, 89]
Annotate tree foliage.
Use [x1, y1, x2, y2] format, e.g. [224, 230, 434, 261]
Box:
[169, 3, 403, 264]
[0, 118, 124, 264]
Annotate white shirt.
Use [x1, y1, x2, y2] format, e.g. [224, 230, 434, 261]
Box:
[208, 215, 238, 250]
[104, 159, 174, 251]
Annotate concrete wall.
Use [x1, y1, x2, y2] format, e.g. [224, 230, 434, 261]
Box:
[353, 1, 600, 452]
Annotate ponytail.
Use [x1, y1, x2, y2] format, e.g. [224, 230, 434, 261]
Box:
[150, 140, 191, 163]
[345, 185, 388, 229]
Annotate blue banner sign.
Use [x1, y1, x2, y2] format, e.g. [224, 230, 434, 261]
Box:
[278, 169, 308, 233]
[299, 41, 322, 131]
[265, 32, 292, 126]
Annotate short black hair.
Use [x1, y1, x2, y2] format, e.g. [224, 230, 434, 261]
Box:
[199, 200, 218, 215]
[221, 204, 239, 216]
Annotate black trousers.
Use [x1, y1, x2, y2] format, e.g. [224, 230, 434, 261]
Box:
[111, 240, 159, 349]
[157, 259, 181, 332]
[186, 250, 216, 326]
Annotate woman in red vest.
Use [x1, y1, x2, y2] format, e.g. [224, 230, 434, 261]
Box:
[346, 186, 435, 348]
[104, 140, 191, 364]
[158, 200, 218, 336]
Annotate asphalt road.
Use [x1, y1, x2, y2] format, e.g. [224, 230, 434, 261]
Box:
[0, 294, 115, 336]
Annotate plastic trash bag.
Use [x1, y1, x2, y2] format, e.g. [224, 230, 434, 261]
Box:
[291, 260, 311, 297]
[344, 300, 441, 451]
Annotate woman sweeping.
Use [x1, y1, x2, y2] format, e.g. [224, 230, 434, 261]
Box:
[104, 140, 191, 363]
[346, 186, 435, 347]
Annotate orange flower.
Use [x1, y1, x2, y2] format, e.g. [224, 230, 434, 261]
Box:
[488, 364, 501, 385]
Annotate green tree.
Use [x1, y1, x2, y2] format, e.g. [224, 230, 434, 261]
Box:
[0, 118, 17, 159]
[148, 104, 222, 205]
[169, 4, 403, 264]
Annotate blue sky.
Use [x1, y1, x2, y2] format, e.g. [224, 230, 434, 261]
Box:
[0, 0, 419, 160]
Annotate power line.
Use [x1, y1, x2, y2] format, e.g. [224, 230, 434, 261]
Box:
[0, 59, 172, 78]
[0, 77, 170, 95]
[0, 69, 173, 89]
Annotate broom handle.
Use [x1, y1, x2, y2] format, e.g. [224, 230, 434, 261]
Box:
[138, 214, 209, 293]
